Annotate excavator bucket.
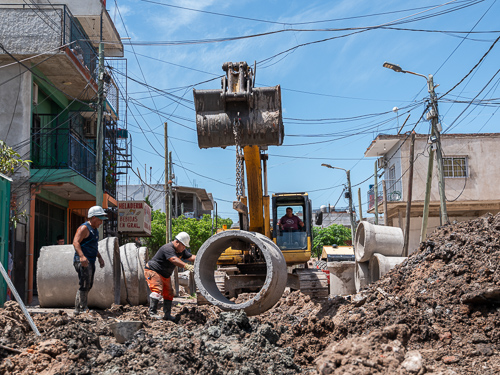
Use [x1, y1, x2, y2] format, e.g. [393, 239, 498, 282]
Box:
[193, 61, 284, 149]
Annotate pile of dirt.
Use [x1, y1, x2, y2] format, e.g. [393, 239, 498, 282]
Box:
[315, 213, 500, 374]
[1, 213, 500, 374]
[0, 301, 305, 374]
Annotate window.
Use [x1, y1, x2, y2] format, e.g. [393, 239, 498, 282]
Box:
[443, 157, 468, 178]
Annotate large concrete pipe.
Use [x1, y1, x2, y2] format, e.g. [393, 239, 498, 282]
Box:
[354, 261, 370, 293]
[327, 261, 356, 296]
[369, 253, 407, 283]
[37, 237, 121, 309]
[194, 230, 287, 316]
[355, 221, 404, 262]
[119, 244, 149, 306]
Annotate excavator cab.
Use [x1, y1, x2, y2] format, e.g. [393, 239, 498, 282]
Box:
[272, 193, 313, 265]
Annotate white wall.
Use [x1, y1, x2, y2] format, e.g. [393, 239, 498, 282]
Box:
[400, 135, 500, 203]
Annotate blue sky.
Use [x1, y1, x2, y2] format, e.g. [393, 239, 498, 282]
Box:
[109, 0, 500, 222]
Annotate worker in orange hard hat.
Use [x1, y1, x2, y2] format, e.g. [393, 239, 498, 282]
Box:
[72, 206, 107, 314]
[144, 231, 195, 322]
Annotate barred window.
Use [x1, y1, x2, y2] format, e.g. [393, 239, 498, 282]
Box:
[443, 157, 468, 178]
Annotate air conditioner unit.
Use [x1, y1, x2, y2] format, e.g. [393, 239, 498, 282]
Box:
[377, 157, 387, 169]
[84, 119, 97, 138]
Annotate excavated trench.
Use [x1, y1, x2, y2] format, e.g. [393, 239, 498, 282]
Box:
[2, 213, 500, 374]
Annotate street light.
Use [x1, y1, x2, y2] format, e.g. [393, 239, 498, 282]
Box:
[382, 62, 448, 241]
[321, 163, 346, 173]
[321, 163, 356, 245]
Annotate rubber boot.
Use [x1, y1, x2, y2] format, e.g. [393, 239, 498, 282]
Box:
[74, 291, 82, 315]
[80, 291, 89, 313]
[162, 300, 177, 322]
[148, 297, 161, 319]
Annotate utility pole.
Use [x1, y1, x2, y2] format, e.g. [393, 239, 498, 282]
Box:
[420, 145, 434, 242]
[164, 122, 170, 242]
[403, 132, 416, 256]
[382, 180, 389, 226]
[95, 4, 105, 239]
[346, 170, 356, 245]
[357, 188, 363, 221]
[374, 161, 379, 225]
[383, 62, 448, 241]
[168, 151, 173, 240]
[95, 42, 105, 239]
[321, 163, 356, 243]
[428, 75, 448, 225]
[165, 122, 178, 296]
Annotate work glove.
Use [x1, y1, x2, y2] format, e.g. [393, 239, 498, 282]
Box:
[184, 264, 195, 272]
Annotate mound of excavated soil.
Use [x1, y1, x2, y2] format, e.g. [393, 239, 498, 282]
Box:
[315, 213, 500, 374]
[1, 214, 500, 374]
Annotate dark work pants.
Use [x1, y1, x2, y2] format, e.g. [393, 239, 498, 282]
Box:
[73, 261, 96, 292]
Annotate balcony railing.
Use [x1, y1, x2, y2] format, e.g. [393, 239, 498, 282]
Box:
[32, 114, 118, 198]
[31, 123, 96, 183]
[367, 179, 403, 210]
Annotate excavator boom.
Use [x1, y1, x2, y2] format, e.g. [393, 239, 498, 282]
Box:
[193, 62, 327, 316]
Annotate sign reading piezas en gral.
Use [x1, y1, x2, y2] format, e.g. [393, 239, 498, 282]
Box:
[117, 201, 152, 236]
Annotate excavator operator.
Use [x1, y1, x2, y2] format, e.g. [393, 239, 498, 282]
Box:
[279, 207, 304, 232]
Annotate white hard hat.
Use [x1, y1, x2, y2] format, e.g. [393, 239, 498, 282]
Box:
[88, 206, 108, 220]
[175, 231, 190, 247]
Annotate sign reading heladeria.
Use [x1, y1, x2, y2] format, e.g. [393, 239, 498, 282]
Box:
[118, 201, 152, 236]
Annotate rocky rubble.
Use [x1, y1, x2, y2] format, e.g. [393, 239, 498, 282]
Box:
[0, 213, 500, 374]
[315, 213, 500, 374]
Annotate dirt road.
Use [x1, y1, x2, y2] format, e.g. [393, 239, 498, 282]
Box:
[1, 213, 500, 374]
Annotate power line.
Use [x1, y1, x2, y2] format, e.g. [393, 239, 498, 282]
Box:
[138, 0, 486, 29]
[439, 34, 500, 100]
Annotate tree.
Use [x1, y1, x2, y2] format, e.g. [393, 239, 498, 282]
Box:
[0, 140, 31, 226]
[312, 224, 351, 258]
[0, 140, 30, 175]
[142, 210, 233, 255]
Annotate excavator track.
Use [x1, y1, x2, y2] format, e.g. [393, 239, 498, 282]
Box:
[290, 269, 329, 299]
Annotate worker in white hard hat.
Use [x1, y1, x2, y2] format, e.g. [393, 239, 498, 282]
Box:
[72, 205, 108, 314]
[144, 231, 196, 321]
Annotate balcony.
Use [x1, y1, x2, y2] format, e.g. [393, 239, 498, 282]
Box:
[0, 4, 99, 98]
[367, 179, 403, 210]
[31, 126, 96, 183]
[31, 113, 118, 199]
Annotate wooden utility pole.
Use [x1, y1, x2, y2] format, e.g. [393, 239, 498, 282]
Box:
[374, 161, 379, 225]
[428, 75, 448, 225]
[168, 152, 173, 240]
[403, 132, 416, 256]
[164, 122, 170, 241]
[420, 75, 447, 240]
[420, 140, 434, 242]
[346, 170, 356, 245]
[357, 188, 363, 221]
[382, 180, 389, 226]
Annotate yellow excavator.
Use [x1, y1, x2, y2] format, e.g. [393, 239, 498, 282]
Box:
[192, 62, 327, 315]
